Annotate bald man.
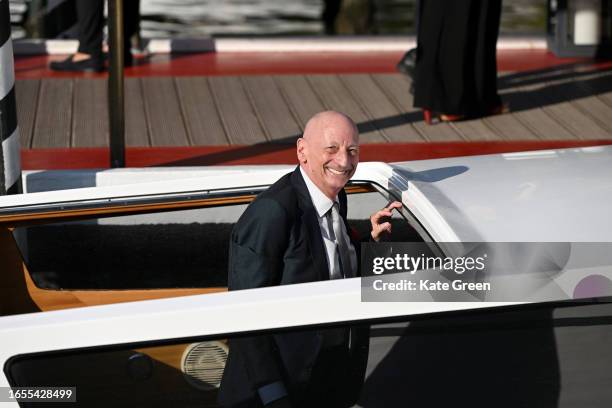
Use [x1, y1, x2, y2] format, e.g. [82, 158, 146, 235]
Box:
[218, 111, 401, 408]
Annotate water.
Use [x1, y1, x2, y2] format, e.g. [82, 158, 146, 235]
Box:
[9, 0, 547, 39]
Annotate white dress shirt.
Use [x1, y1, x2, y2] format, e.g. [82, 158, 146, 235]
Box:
[300, 166, 357, 279]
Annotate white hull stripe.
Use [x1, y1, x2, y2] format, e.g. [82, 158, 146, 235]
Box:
[0, 39, 15, 101]
[2, 127, 21, 190]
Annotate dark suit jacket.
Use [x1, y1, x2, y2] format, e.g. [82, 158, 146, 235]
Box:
[218, 167, 369, 407]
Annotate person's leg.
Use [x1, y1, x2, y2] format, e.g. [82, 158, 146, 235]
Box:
[436, 0, 472, 115]
[474, 0, 502, 113]
[322, 0, 342, 34]
[294, 346, 353, 408]
[50, 0, 104, 71]
[123, 0, 141, 62]
[76, 0, 104, 58]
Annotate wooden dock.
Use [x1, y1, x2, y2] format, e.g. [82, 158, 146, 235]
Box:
[14, 65, 612, 150]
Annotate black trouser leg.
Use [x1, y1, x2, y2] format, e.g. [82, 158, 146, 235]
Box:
[323, 0, 342, 34]
[474, 0, 502, 112]
[76, 0, 104, 57]
[124, 0, 140, 50]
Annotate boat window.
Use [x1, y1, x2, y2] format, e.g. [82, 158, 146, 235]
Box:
[12, 203, 244, 290]
[9, 182, 423, 290]
[346, 182, 426, 243]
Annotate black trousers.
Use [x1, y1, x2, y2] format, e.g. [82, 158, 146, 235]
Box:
[413, 0, 502, 116]
[292, 345, 354, 408]
[76, 0, 140, 57]
[222, 346, 355, 408]
[322, 0, 342, 34]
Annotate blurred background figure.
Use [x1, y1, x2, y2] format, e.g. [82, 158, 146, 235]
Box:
[50, 0, 140, 72]
[322, 0, 342, 34]
[323, 0, 376, 35]
[413, 0, 503, 124]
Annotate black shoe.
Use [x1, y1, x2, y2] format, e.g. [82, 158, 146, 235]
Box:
[396, 48, 417, 77]
[50, 55, 105, 72]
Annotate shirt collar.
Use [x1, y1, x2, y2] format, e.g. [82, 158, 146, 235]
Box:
[300, 166, 338, 218]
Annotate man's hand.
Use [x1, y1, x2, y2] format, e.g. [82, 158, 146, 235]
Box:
[370, 201, 403, 242]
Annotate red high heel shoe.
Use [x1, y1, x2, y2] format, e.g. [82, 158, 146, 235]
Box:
[422, 109, 464, 124]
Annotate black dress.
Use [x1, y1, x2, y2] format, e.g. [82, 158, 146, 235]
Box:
[413, 0, 502, 117]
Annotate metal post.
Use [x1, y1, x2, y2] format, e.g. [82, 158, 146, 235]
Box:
[108, 0, 126, 168]
[0, 0, 22, 194]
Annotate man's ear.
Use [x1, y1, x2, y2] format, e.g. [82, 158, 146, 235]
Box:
[296, 138, 307, 163]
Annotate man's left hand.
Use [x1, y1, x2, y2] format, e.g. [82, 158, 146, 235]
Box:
[370, 201, 403, 242]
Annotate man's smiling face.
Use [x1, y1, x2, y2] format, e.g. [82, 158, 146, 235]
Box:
[298, 111, 360, 200]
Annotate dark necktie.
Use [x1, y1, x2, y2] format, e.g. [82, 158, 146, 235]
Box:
[322, 202, 354, 348]
[327, 202, 353, 279]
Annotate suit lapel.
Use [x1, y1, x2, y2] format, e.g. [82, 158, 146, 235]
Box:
[291, 167, 330, 281]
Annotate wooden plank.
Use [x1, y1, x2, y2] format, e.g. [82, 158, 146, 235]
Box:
[307, 75, 386, 143]
[241, 76, 302, 144]
[411, 120, 467, 141]
[453, 70, 509, 140]
[499, 81, 576, 141]
[481, 78, 540, 140]
[208, 76, 268, 145]
[598, 91, 612, 108]
[340, 74, 423, 142]
[483, 111, 540, 140]
[569, 100, 612, 134]
[141, 77, 189, 147]
[174, 77, 228, 145]
[371, 74, 464, 142]
[511, 108, 576, 140]
[32, 79, 73, 148]
[125, 78, 150, 147]
[535, 74, 611, 140]
[567, 72, 612, 134]
[370, 74, 415, 113]
[448, 119, 501, 141]
[14, 79, 40, 148]
[511, 70, 611, 140]
[274, 75, 326, 129]
[72, 78, 108, 147]
[544, 103, 608, 140]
